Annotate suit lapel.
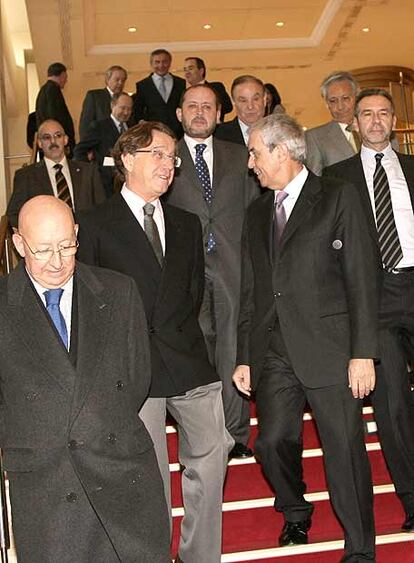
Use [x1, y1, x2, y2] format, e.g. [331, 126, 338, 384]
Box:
[397, 153, 414, 211]
[178, 140, 205, 197]
[110, 194, 162, 282]
[34, 161, 54, 195]
[7, 264, 75, 395]
[280, 172, 323, 249]
[344, 155, 378, 239]
[69, 263, 112, 424]
[68, 160, 83, 204]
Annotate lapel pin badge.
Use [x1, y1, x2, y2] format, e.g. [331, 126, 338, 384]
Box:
[332, 239, 342, 250]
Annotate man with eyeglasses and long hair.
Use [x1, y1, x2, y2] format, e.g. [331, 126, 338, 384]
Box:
[77, 121, 233, 563]
[7, 119, 105, 228]
[0, 195, 170, 562]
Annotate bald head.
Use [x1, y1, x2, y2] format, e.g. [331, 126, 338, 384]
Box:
[14, 196, 78, 289]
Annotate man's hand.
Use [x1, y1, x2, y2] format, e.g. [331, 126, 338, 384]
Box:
[348, 358, 376, 399]
[233, 364, 251, 397]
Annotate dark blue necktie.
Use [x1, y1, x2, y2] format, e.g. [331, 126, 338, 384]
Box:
[44, 288, 68, 349]
[195, 143, 216, 254]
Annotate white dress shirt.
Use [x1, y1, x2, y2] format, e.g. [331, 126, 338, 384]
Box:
[184, 134, 214, 183]
[152, 73, 173, 101]
[121, 185, 166, 253]
[44, 156, 75, 210]
[274, 165, 309, 221]
[238, 119, 250, 146]
[29, 272, 74, 349]
[360, 143, 414, 267]
[111, 115, 127, 134]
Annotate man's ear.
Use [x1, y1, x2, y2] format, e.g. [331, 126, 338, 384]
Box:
[176, 107, 183, 123]
[12, 233, 25, 258]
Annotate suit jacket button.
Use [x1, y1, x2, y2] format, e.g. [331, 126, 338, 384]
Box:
[274, 292, 282, 298]
[149, 327, 155, 334]
[177, 326, 183, 332]
[66, 492, 77, 502]
[68, 440, 78, 449]
[268, 327, 273, 332]
[108, 433, 117, 444]
[116, 380, 124, 390]
[25, 392, 38, 401]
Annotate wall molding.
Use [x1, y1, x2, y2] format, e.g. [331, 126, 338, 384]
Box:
[87, 0, 343, 56]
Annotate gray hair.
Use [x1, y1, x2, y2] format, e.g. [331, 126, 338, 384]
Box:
[105, 65, 127, 83]
[320, 71, 359, 100]
[355, 88, 395, 116]
[249, 113, 306, 163]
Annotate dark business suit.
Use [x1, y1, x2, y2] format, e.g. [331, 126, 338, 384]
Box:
[35, 80, 75, 153]
[134, 74, 186, 138]
[214, 117, 245, 146]
[238, 172, 379, 560]
[206, 81, 232, 121]
[166, 138, 260, 444]
[74, 117, 121, 197]
[79, 88, 112, 139]
[324, 151, 414, 516]
[0, 261, 170, 563]
[7, 159, 105, 228]
[77, 194, 231, 562]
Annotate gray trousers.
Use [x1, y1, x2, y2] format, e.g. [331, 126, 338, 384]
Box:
[199, 276, 251, 444]
[139, 381, 234, 563]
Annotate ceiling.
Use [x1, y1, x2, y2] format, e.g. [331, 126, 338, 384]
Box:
[11, 0, 414, 128]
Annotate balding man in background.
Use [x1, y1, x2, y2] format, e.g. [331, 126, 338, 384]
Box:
[79, 65, 128, 139]
[7, 119, 105, 228]
[74, 92, 133, 197]
[215, 75, 266, 146]
[0, 196, 170, 563]
[305, 71, 360, 175]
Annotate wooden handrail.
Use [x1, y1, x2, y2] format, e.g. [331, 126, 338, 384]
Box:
[0, 216, 15, 276]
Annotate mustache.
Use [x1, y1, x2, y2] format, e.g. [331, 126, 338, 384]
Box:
[48, 143, 59, 150]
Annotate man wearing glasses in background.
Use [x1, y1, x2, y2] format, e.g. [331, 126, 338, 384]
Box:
[7, 119, 105, 229]
[0, 195, 170, 562]
[77, 121, 233, 563]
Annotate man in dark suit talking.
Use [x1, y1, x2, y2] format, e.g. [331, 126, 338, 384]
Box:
[0, 196, 169, 562]
[77, 121, 232, 563]
[233, 113, 379, 561]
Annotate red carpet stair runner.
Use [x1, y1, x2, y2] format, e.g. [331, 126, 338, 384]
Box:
[168, 406, 414, 562]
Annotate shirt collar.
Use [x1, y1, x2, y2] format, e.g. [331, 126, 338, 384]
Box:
[184, 134, 213, 154]
[360, 142, 393, 160]
[121, 184, 162, 212]
[27, 269, 74, 297]
[44, 156, 67, 171]
[273, 165, 308, 202]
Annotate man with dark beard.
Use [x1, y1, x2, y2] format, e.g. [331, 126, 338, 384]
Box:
[166, 84, 260, 459]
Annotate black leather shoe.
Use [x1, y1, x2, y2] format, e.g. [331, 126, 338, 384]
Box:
[279, 518, 311, 546]
[402, 512, 414, 532]
[229, 442, 253, 459]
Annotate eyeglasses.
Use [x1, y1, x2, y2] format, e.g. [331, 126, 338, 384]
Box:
[19, 235, 79, 261]
[39, 132, 65, 142]
[134, 148, 181, 168]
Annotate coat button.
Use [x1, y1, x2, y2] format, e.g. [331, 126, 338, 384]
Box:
[68, 440, 78, 449]
[149, 327, 155, 334]
[25, 392, 38, 401]
[274, 292, 282, 298]
[116, 380, 124, 390]
[66, 492, 77, 503]
[108, 433, 117, 444]
[267, 327, 273, 332]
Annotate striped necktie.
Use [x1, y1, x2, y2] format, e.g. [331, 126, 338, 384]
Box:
[373, 152, 403, 271]
[53, 164, 73, 209]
